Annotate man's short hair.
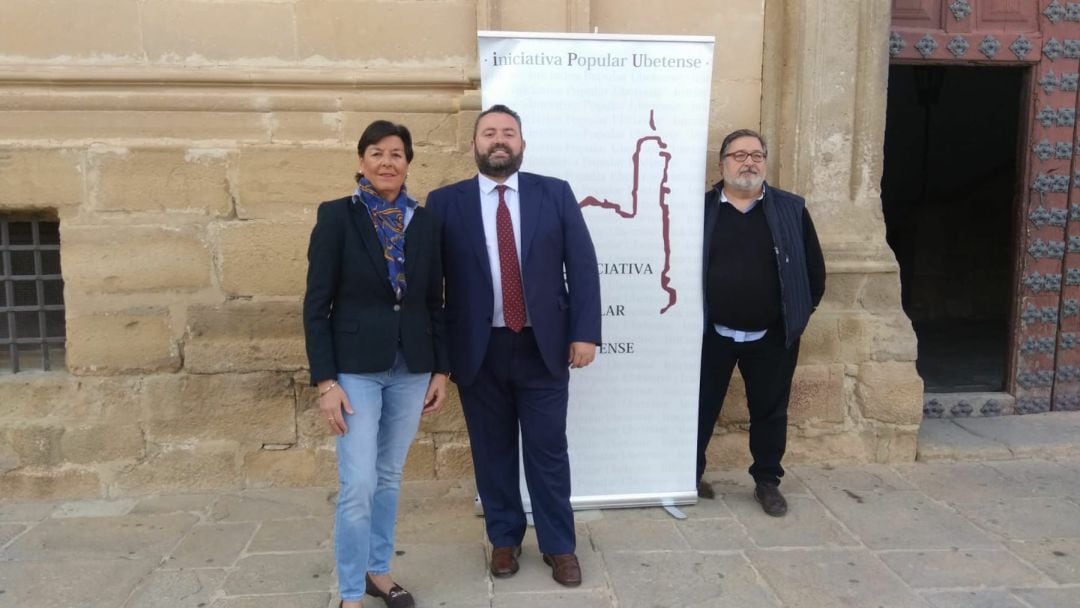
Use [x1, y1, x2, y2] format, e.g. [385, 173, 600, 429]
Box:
[720, 128, 768, 161]
[473, 104, 523, 138]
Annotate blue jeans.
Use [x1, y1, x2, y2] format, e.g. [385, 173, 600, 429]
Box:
[335, 353, 428, 601]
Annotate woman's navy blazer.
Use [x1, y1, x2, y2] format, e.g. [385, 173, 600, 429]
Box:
[303, 196, 450, 384]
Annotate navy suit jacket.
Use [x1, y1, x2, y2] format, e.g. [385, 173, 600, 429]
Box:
[426, 172, 602, 386]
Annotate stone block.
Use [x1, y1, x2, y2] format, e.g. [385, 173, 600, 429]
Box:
[269, 112, 342, 143]
[125, 569, 227, 608]
[0, 558, 158, 608]
[184, 301, 305, 373]
[223, 552, 334, 595]
[0, 111, 269, 143]
[248, 517, 332, 552]
[0, 467, 102, 500]
[605, 551, 777, 608]
[856, 361, 924, 424]
[296, 0, 476, 63]
[0, 375, 142, 421]
[5, 511, 197, 561]
[434, 437, 473, 479]
[864, 425, 918, 463]
[0, 148, 83, 209]
[409, 147, 490, 203]
[140, 0, 296, 61]
[62, 225, 212, 294]
[954, 497, 1080, 541]
[233, 147, 355, 219]
[342, 112, 458, 148]
[837, 313, 918, 363]
[60, 423, 144, 464]
[879, 549, 1045, 589]
[211, 595, 332, 608]
[110, 441, 241, 495]
[141, 372, 296, 445]
[799, 316, 842, 364]
[702, 429, 753, 472]
[403, 437, 436, 481]
[717, 374, 749, 424]
[210, 487, 336, 522]
[786, 431, 868, 465]
[790, 364, 845, 423]
[165, 522, 256, 569]
[90, 148, 232, 215]
[66, 309, 180, 374]
[419, 386, 466, 433]
[0, 424, 64, 468]
[211, 220, 311, 297]
[0, 0, 141, 58]
[243, 447, 337, 488]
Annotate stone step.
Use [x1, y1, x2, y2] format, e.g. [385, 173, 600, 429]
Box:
[923, 392, 1015, 418]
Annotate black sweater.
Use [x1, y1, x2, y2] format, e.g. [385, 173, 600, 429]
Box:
[705, 199, 825, 332]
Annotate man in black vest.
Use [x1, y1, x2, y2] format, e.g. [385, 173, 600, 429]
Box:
[696, 129, 826, 516]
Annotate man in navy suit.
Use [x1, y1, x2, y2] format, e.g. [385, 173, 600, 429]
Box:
[426, 105, 601, 587]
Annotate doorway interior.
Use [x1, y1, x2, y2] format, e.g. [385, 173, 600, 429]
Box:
[882, 64, 1024, 393]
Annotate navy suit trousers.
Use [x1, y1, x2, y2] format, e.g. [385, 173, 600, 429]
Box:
[458, 328, 575, 555]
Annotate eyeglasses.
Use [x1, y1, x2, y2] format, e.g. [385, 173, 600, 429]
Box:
[723, 151, 767, 163]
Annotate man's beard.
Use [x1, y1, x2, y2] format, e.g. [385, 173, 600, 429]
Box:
[475, 144, 524, 178]
[726, 170, 764, 191]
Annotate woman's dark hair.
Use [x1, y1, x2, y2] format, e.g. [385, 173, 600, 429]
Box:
[355, 120, 414, 182]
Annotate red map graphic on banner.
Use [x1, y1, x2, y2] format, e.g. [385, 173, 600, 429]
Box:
[579, 110, 676, 314]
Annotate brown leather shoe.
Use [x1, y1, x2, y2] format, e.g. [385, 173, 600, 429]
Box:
[490, 545, 521, 578]
[754, 482, 788, 517]
[542, 553, 582, 587]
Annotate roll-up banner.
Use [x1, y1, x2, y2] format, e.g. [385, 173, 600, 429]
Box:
[477, 31, 715, 510]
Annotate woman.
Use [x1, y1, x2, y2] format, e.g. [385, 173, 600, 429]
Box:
[303, 120, 449, 608]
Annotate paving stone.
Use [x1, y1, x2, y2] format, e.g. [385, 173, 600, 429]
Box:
[224, 552, 335, 595]
[492, 528, 605, 593]
[492, 590, 613, 607]
[986, 459, 1080, 498]
[892, 462, 1022, 503]
[954, 413, 1080, 459]
[748, 548, 927, 608]
[916, 419, 1013, 461]
[52, 498, 136, 518]
[210, 594, 331, 608]
[1010, 587, 1080, 607]
[793, 463, 916, 493]
[953, 497, 1080, 540]
[126, 569, 228, 608]
[248, 517, 332, 553]
[605, 551, 779, 608]
[704, 469, 812, 495]
[0, 501, 55, 522]
[600, 503, 722, 521]
[4, 513, 198, 561]
[1005, 538, 1080, 583]
[673, 497, 736, 519]
[0, 523, 26, 548]
[921, 589, 1028, 608]
[130, 493, 218, 515]
[877, 549, 1046, 588]
[0, 557, 157, 608]
[212, 488, 336, 522]
[677, 517, 754, 551]
[724, 494, 858, 548]
[165, 522, 257, 569]
[390, 496, 484, 544]
[815, 489, 996, 550]
[391, 542, 489, 608]
[587, 518, 689, 552]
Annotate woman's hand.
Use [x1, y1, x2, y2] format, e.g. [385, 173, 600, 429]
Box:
[422, 373, 449, 415]
[318, 380, 353, 435]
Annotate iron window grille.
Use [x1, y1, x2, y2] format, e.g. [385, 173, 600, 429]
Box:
[1, 217, 65, 373]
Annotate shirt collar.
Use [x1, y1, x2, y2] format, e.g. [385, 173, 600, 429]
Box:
[478, 172, 520, 196]
[719, 183, 766, 205]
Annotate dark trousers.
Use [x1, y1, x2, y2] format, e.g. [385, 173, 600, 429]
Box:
[458, 328, 575, 555]
[696, 326, 800, 486]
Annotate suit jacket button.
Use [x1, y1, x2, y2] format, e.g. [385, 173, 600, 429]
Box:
[393, 304, 401, 312]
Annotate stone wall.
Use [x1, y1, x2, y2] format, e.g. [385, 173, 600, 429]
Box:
[0, 0, 921, 500]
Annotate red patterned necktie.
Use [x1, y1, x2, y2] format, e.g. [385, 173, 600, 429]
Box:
[495, 185, 526, 332]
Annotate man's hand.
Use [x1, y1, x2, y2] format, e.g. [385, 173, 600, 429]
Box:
[568, 342, 597, 369]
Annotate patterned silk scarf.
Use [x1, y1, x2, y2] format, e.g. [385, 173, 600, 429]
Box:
[352, 178, 411, 299]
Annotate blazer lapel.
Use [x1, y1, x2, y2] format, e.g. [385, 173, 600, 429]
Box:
[457, 177, 494, 288]
[517, 173, 540, 264]
[349, 201, 397, 299]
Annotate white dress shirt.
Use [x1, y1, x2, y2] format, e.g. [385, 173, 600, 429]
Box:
[713, 185, 768, 343]
[478, 172, 530, 328]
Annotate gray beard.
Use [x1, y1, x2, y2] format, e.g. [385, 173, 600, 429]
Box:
[727, 172, 764, 191]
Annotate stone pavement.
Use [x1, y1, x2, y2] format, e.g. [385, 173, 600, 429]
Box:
[4, 457, 1080, 608]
